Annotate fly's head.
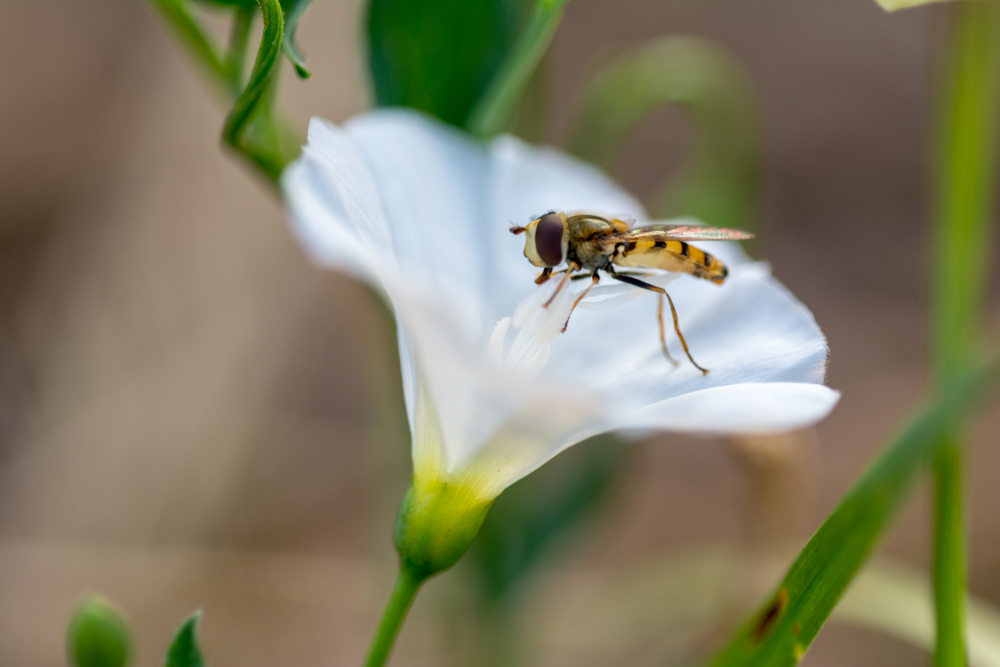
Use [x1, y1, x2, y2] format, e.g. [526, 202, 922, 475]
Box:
[510, 211, 568, 268]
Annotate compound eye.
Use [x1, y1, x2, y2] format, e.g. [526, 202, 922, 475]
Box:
[535, 213, 565, 266]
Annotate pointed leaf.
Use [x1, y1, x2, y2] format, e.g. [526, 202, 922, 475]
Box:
[165, 613, 205, 667]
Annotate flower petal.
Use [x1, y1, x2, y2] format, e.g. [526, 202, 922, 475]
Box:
[284, 108, 839, 499]
[614, 382, 840, 435]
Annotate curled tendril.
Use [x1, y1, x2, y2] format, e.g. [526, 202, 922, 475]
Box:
[222, 0, 296, 182]
[147, 0, 304, 185]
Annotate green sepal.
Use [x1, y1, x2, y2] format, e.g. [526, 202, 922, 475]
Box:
[394, 480, 494, 580]
[164, 613, 205, 667]
[67, 596, 132, 667]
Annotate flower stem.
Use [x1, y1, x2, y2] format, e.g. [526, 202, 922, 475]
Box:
[145, 0, 233, 93]
[225, 5, 255, 93]
[364, 566, 426, 667]
[932, 436, 965, 667]
[931, 3, 1000, 666]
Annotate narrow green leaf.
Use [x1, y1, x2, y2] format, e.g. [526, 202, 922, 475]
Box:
[708, 352, 1000, 667]
[67, 597, 132, 667]
[467, 0, 569, 138]
[567, 37, 762, 243]
[165, 613, 205, 667]
[367, 0, 522, 127]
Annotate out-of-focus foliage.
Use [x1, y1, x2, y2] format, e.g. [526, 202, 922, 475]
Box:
[67, 597, 132, 667]
[165, 614, 206, 667]
[367, 0, 523, 127]
[469, 435, 627, 604]
[709, 352, 1000, 667]
[568, 37, 761, 244]
[467, 0, 571, 138]
[875, 0, 956, 10]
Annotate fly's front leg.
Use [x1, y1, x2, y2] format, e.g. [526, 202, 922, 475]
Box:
[562, 272, 600, 333]
[610, 270, 708, 374]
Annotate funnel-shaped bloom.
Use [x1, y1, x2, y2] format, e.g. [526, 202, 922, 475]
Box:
[284, 109, 837, 525]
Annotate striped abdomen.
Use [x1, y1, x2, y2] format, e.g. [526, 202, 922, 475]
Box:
[611, 235, 729, 284]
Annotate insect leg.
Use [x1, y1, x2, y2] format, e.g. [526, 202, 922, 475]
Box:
[543, 270, 572, 308]
[535, 267, 553, 285]
[611, 272, 708, 374]
[562, 272, 600, 333]
[656, 294, 680, 366]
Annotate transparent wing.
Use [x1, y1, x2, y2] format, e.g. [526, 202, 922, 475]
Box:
[633, 224, 755, 241]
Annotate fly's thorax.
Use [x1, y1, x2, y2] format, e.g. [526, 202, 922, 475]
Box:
[522, 212, 569, 267]
[570, 238, 616, 272]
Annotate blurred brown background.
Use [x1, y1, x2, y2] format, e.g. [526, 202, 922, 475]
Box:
[1, 0, 999, 665]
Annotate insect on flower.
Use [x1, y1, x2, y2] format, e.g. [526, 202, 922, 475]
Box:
[511, 211, 754, 375]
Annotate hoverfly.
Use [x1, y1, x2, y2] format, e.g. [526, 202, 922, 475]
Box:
[510, 211, 754, 374]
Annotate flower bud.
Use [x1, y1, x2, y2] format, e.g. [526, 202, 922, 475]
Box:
[67, 596, 132, 667]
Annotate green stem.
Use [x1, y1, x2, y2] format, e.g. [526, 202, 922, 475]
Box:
[932, 438, 966, 667]
[466, 0, 569, 138]
[364, 567, 426, 667]
[934, 1, 1000, 383]
[145, 0, 232, 92]
[225, 5, 255, 94]
[931, 4, 1000, 665]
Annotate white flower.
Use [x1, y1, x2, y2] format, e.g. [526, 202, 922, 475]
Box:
[283, 109, 838, 507]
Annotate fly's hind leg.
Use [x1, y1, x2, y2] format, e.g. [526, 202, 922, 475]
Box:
[657, 294, 680, 366]
[562, 272, 600, 333]
[610, 271, 709, 374]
